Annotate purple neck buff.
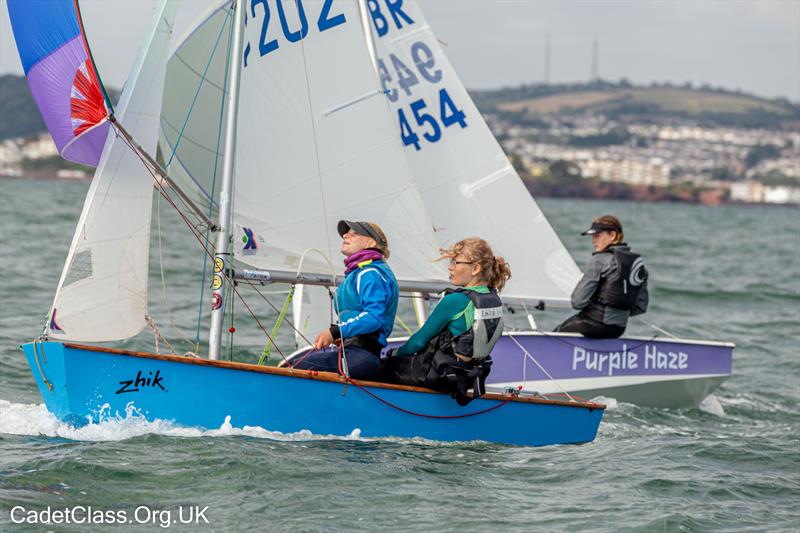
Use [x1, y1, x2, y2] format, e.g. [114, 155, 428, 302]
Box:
[344, 249, 384, 275]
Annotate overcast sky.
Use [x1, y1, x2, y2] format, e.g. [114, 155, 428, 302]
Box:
[1, 0, 798, 101]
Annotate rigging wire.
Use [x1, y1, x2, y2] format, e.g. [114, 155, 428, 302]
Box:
[258, 285, 295, 365]
[155, 192, 198, 350]
[507, 334, 575, 402]
[145, 314, 179, 355]
[244, 282, 315, 349]
[164, 4, 233, 168]
[115, 125, 291, 364]
[633, 315, 678, 338]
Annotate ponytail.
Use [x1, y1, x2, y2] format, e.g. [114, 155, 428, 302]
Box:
[438, 237, 512, 292]
[488, 255, 512, 292]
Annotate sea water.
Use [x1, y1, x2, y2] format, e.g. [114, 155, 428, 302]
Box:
[1, 179, 798, 531]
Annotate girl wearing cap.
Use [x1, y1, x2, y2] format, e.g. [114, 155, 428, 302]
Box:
[290, 220, 398, 380]
[381, 238, 511, 404]
[556, 214, 649, 339]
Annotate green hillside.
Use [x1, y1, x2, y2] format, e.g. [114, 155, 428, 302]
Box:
[2, 74, 797, 141]
[0, 75, 47, 140]
[473, 80, 800, 129]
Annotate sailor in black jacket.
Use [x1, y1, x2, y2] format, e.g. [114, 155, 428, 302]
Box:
[556, 215, 649, 339]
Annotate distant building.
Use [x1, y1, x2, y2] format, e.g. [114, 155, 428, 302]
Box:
[729, 180, 764, 203]
[763, 185, 800, 205]
[729, 180, 800, 205]
[580, 158, 671, 187]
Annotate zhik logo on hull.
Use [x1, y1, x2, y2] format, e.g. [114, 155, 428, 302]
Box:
[116, 370, 166, 394]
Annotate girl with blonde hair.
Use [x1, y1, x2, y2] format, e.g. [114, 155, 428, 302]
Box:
[381, 238, 511, 405]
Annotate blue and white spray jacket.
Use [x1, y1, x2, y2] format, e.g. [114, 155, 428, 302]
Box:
[334, 259, 399, 347]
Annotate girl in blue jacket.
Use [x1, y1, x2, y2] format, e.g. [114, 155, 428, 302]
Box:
[291, 220, 398, 380]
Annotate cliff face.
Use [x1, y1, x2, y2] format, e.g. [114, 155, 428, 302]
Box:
[521, 173, 742, 206]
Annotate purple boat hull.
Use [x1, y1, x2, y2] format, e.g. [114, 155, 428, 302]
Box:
[381, 333, 733, 408]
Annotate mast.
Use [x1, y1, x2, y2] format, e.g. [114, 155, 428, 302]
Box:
[209, 0, 245, 360]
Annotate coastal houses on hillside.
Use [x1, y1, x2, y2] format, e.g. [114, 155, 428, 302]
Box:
[0, 134, 89, 179]
[490, 113, 799, 206]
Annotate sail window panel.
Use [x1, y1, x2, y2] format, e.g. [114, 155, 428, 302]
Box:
[159, 3, 233, 218]
[63, 249, 93, 288]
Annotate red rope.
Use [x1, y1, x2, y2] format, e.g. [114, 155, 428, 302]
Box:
[336, 345, 517, 419]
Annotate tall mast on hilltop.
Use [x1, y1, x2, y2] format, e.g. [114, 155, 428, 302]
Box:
[591, 36, 598, 82]
[544, 33, 551, 84]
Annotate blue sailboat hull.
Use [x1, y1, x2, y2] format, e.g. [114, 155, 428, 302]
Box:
[22, 342, 604, 447]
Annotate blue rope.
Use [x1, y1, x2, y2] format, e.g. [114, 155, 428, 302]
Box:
[195, 6, 235, 347]
[166, 5, 232, 168]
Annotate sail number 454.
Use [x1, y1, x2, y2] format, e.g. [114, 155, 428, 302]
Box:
[399, 89, 466, 151]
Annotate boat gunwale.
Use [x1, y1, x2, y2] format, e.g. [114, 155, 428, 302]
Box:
[60, 342, 605, 410]
[385, 331, 736, 349]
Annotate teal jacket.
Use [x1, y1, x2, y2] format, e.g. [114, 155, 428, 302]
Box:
[396, 286, 491, 355]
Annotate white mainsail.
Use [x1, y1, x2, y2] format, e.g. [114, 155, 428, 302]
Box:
[76, 0, 584, 348]
[363, 0, 581, 305]
[360, 0, 580, 305]
[230, 0, 446, 282]
[47, 1, 179, 341]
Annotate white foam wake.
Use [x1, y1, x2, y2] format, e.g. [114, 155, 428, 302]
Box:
[589, 396, 619, 410]
[0, 399, 365, 443]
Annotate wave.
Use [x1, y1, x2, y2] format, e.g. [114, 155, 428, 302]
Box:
[655, 286, 799, 302]
[0, 399, 370, 443]
[0, 400, 471, 447]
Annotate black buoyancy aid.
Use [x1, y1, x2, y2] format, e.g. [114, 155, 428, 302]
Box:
[583, 246, 648, 322]
[425, 288, 504, 405]
[380, 288, 505, 405]
[445, 287, 505, 360]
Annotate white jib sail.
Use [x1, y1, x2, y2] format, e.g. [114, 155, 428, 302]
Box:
[47, 1, 179, 342]
[364, 0, 581, 305]
[158, 1, 233, 219]
[230, 0, 446, 283]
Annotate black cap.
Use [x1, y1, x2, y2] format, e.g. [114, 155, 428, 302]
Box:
[337, 220, 386, 247]
[581, 221, 621, 235]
